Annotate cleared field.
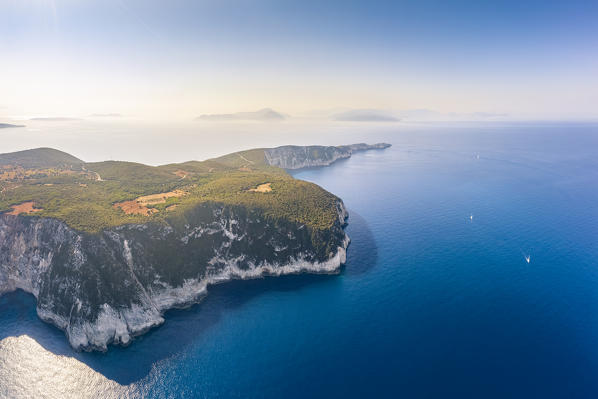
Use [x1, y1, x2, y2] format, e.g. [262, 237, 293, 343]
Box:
[136, 189, 187, 205]
[7, 201, 42, 215]
[248, 183, 272, 193]
[113, 200, 158, 216]
[114, 189, 187, 215]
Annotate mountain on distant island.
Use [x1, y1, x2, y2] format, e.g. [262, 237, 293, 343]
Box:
[324, 108, 509, 122]
[0, 142, 390, 351]
[394, 109, 508, 121]
[29, 117, 82, 122]
[332, 109, 399, 122]
[89, 113, 123, 118]
[0, 123, 25, 129]
[197, 108, 286, 121]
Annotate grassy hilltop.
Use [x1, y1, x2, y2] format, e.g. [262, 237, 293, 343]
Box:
[0, 147, 341, 233]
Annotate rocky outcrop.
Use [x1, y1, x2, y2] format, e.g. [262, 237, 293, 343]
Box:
[264, 143, 391, 169]
[0, 201, 349, 351]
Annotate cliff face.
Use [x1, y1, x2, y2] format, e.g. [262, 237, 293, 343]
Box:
[0, 201, 348, 351]
[264, 143, 391, 169]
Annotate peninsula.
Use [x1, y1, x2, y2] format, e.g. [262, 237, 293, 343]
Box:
[0, 143, 390, 351]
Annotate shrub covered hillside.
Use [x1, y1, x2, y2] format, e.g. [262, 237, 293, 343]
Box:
[0, 147, 342, 233]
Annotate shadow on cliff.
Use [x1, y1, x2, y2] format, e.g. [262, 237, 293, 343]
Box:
[0, 210, 377, 385]
[287, 155, 353, 174]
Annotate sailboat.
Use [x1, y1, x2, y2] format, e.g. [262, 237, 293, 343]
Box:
[525, 255, 531, 264]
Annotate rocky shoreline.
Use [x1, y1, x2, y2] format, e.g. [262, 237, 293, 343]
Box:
[264, 143, 390, 169]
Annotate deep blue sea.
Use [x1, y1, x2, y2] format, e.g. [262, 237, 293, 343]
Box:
[1, 123, 598, 398]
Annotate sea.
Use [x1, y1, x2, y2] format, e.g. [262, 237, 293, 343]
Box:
[0, 121, 597, 398]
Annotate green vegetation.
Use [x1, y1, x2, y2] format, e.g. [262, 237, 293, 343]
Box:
[209, 148, 269, 169]
[0, 148, 340, 233]
[0, 147, 83, 168]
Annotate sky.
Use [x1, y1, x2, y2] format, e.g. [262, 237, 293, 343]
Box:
[1, 0, 597, 121]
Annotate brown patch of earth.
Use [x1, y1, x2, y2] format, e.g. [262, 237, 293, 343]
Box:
[248, 183, 272, 193]
[173, 170, 188, 179]
[113, 200, 158, 216]
[6, 201, 43, 215]
[114, 189, 187, 215]
[136, 189, 187, 205]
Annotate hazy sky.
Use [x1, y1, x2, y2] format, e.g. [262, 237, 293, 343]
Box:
[1, 0, 597, 120]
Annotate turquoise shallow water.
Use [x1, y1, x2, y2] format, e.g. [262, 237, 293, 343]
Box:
[1, 123, 598, 397]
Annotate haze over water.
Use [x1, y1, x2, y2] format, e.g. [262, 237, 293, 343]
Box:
[1, 122, 597, 398]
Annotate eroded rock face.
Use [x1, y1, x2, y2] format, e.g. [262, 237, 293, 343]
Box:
[264, 143, 391, 169]
[0, 202, 349, 351]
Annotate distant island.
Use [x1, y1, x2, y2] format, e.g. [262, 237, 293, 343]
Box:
[333, 109, 399, 122]
[0, 143, 390, 351]
[89, 113, 123, 118]
[0, 123, 25, 129]
[197, 108, 286, 121]
[29, 117, 82, 122]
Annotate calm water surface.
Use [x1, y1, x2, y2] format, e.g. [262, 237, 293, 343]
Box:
[1, 123, 597, 398]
